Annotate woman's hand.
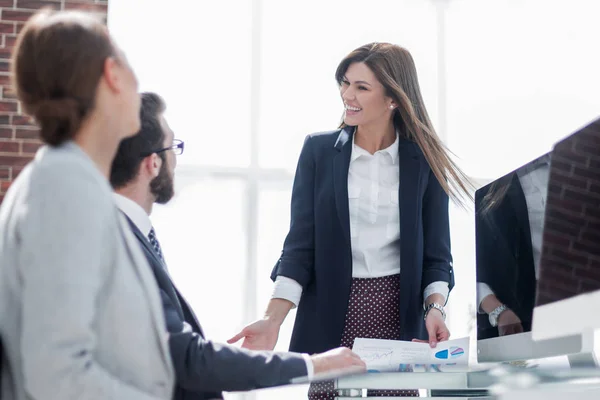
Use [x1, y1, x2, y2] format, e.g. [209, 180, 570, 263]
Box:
[227, 318, 280, 351]
[497, 309, 523, 337]
[227, 298, 293, 350]
[424, 309, 450, 347]
[413, 309, 451, 348]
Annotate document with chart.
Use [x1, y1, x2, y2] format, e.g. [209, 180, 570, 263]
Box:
[352, 336, 470, 372]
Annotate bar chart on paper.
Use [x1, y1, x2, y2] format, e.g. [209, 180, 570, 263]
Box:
[352, 337, 470, 372]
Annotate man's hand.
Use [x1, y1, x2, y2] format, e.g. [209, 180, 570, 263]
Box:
[227, 318, 280, 351]
[310, 347, 366, 376]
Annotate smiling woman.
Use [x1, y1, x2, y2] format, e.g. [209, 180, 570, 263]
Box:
[229, 42, 471, 399]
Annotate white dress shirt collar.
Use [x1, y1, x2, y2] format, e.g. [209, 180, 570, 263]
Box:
[350, 130, 399, 164]
[113, 193, 153, 237]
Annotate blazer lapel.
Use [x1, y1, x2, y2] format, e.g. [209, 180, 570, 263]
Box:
[121, 212, 207, 338]
[397, 139, 422, 315]
[115, 211, 173, 373]
[507, 174, 532, 250]
[122, 214, 186, 319]
[333, 126, 354, 246]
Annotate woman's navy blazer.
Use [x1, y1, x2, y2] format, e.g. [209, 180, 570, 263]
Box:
[271, 126, 455, 354]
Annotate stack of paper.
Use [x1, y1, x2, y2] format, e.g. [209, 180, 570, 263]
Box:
[352, 337, 470, 372]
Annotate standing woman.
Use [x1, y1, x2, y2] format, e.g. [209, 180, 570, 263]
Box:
[229, 42, 472, 397]
[0, 9, 174, 400]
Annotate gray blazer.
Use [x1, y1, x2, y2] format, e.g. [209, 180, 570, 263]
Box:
[0, 142, 175, 399]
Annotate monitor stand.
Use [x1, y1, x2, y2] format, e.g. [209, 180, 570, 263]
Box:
[566, 327, 599, 368]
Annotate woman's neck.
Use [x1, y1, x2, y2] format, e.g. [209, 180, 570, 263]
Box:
[354, 120, 396, 154]
[74, 116, 121, 179]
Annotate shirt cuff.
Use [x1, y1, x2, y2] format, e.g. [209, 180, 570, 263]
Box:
[423, 281, 449, 308]
[477, 282, 495, 313]
[271, 276, 303, 308]
[301, 353, 314, 381]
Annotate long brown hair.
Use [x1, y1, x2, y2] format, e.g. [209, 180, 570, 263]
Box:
[10, 8, 116, 146]
[335, 43, 473, 206]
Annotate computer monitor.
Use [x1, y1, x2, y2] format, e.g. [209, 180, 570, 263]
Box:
[475, 150, 584, 363]
[532, 117, 600, 350]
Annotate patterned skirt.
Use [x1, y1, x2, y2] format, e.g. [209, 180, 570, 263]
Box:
[308, 274, 419, 399]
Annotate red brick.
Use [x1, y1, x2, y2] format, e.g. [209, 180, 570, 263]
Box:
[0, 140, 19, 152]
[586, 206, 600, 221]
[0, 74, 12, 86]
[563, 188, 600, 203]
[581, 230, 600, 246]
[572, 240, 600, 257]
[573, 266, 600, 283]
[547, 199, 584, 215]
[2, 9, 35, 23]
[64, 2, 107, 13]
[16, 0, 60, 10]
[0, 100, 17, 112]
[2, 87, 16, 99]
[0, 0, 14, 7]
[0, 60, 10, 73]
[0, 180, 11, 193]
[548, 247, 589, 265]
[550, 159, 573, 175]
[15, 127, 38, 139]
[547, 182, 561, 196]
[0, 154, 33, 167]
[20, 140, 40, 154]
[573, 142, 599, 157]
[11, 114, 34, 126]
[4, 35, 17, 49]
[11, 165, 23, 178]
[0, 114, 10, 125]
[0, 167, 9, 180]
[589, 158, 600, 171]
[0, 47, 13, 59]
[0, 23, 15, 35]
[0, 127, 12, 138]
[542, 232, 571, 247]
[579, 280, 600, 293]
[15, 23, 25, 35]
[573, 166, 600, 181]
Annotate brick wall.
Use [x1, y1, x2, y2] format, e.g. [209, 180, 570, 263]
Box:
[536, 117, 600, 306]
[0, 0, 108, 205]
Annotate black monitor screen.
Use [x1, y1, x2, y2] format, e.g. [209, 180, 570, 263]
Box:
[536, 118, 600, 307]
[475, 117, 600, 341]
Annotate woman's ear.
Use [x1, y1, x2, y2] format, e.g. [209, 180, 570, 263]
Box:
[102, 57, 122, 94]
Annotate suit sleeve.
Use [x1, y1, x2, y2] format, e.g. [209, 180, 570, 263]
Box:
[270, 135, 316, 288]
[18, 166, 163, 400]
[164, 291, 308, 392]
[421, 168, 455, 293]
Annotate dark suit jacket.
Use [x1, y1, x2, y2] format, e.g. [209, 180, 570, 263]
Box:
[123, 216, 308, 400]
[271, 126, 455, 355]
[475, 173, 537, 340]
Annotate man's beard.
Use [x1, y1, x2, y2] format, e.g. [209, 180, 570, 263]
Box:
[150, 161, 174, 204]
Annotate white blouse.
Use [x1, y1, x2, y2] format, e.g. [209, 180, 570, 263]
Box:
[272, 134, 449, 307]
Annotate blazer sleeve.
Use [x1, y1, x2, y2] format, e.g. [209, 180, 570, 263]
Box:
[421, 168, 455, 293]
[165, 293, 308, 392]
[17, 166, 163, 400]
[270, 135, 316, 288]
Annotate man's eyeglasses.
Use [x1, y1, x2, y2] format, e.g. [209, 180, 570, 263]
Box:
[142, 139, 185, 157]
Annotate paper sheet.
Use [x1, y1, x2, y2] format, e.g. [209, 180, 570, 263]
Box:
[352, 336, 470, 372]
